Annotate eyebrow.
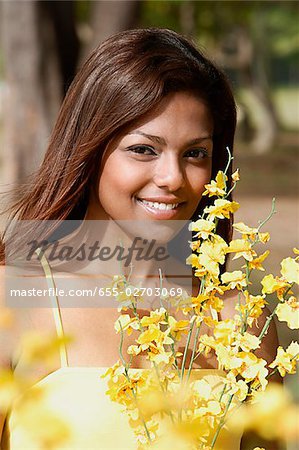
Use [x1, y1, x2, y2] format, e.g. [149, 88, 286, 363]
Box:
[127, 131, 213, 147]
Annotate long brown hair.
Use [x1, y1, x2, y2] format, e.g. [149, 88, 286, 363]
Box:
[1, 28, 236, 263]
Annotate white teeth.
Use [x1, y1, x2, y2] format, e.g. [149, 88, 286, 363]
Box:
[139, 199, 179, 210]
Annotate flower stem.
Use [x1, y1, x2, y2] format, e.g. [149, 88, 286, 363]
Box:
[186, 324, 202, 382]
[258, 305, 278, 341]
[224, 146, 233, 177]
[118, 321, 129, 371]
[118, 321, 153, 443]
[257, 283, 293, 341]
[210, 394, 234, 449]
[257, 198, 276, 232]
[181, 319, 195, 380]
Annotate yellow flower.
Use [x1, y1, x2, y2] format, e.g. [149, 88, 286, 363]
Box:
[204, 199, 239, 220]
[204, 278, 226, 296]
[102, 189, 299, 449]
[191, 294, 209, 309]
[194, 266, 209, 278]
[167, 316, 190, 341]
[189, 219, 215, 239]
[261, 274, 289, 296]
[110, 275, 143, 308]
[135, 419, 159, 446]
[293, 247, 299, 255]
[269, 342, 299, 376]
[106, 370, 148, 406]
[280, 257, 299, 284]
[0, 369, 28, 412]
[202, 171, 227, 197]
[190, 239, 201, 252]
[258, 232, 270, 244]
[233, 222, 258, 239]
[232, 331, 260, 352]
[287, 341, 299, 358]
[248, 250, 270, 271]
[238, 352, 268, 390]
[197, 400, 222, 417]
[221, 270, 247, 290]
[237, 292, 267, 326]
[140, 308, 167, 327]
[102, 360, 125, 382]
[137, 325, 163, 345]
[127, 344, 148, 356]
[215, 344, 243, 371]
[201, 294, 223, 313]
[226, 372, 248, 402]
[202, 317, 217, 329]
[186, 253, 201, 269]
[168, 291, 192, 311]
[18, 331, 72, 368]
[213, 319, 236, 346]
[231, 168, 240, 182]
[198, 334, 217, 355]
[276, 297, 299, 329]
[198, 238, 227, 278]
[201, 236, 228, 259]
[114, 314, 139, 335]
[147, 345, 174, 365]
[244, 384, 295, 440]
[226, 239, 256, 261]
[192, 379, 213, 401]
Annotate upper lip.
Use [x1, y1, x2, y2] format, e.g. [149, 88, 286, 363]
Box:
[136, 197, 185, 204]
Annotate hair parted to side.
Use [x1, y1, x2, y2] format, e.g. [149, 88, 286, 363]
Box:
[1, 28, 236, 263]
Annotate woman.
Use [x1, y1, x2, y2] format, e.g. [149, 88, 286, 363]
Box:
[0, 28, 279, 449]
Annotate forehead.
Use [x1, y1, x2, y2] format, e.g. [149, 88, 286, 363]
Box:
[103, 91, 214, 161]
[126, 91, 213, 137]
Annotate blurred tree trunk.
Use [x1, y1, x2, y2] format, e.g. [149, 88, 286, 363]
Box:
[0, 0, 79, 187]
[216, 26, 279, 154]
[1, 0, 52, 185]
[179, 0, 196, 37]
[249, 10, 280, 154]
[43, 1, 80, 95]
[83, 0, 139, 57]
[0, 0, 138, 187]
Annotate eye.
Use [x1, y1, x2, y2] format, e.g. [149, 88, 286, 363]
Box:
[184, 148, 209, 160]
[128, 145, 157, 156]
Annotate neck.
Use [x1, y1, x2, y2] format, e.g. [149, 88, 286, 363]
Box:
[82, 219, 170, 282]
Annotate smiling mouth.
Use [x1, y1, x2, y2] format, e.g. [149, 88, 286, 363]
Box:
[135, 198, 185, 217]
[137, 199, 179, 210]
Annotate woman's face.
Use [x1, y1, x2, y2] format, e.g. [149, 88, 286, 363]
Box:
[88, 91, 213, 222]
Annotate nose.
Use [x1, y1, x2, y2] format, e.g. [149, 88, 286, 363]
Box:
[153, 153, 185, 191]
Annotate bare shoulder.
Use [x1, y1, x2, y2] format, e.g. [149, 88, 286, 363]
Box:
[0, 265, 10, 314]
[218, 288, 239, 319]
[0, 265, 19, 367]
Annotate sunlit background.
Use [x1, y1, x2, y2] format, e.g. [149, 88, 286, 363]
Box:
[0, 2, 298, 449]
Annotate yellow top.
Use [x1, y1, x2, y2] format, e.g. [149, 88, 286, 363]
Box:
[5, 368, 242, 450]
[3, 254, 242, 449]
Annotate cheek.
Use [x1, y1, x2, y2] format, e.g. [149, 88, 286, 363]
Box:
[98, 162, 145, 204]
[98, 173, 124, 204]
[188, 165, 212, 198]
